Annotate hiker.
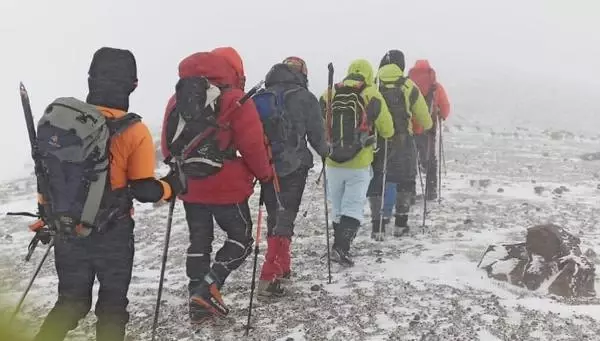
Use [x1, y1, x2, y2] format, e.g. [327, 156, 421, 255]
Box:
[367, 50, 433, 240]
[33, 47, 181, 341]
[321, 59, 395, 266]
[253, 57, 329, 296]
[161, 47, 273, 323]
[408, 59, 450, 201]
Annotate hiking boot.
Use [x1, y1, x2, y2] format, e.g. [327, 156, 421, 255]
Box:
[281, 271, 292, 284]
[257, 279, 286, 297]
[371, 218, 389, 241]
[393, 226, 410, 237]
[331, 245, 354, 267]
[393, 215, 409, 237]
[190, 275, 229, 317]
[189, 302, 212, 325]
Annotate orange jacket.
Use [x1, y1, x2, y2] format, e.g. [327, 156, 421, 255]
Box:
[409, 60, 450, 135]
[98, 106, 171, 200]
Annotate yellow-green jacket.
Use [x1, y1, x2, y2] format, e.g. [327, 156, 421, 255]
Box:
[377, 64, 433, 134]
[320, 59, 394, 169]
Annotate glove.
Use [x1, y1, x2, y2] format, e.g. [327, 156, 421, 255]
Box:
[160, 170, 185, 199]
[37, 228, 52, 245]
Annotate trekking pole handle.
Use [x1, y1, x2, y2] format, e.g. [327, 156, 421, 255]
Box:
[239, 80, 265, 104]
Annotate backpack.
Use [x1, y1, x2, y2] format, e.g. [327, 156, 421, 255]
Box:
[408, 67, 437, 108]
[253, 87, 301, 172]
[378, 77, 418, 134]
[164, 76, 236, 179]
[36, 97, 140, 234]
[328, 81, 373, 163]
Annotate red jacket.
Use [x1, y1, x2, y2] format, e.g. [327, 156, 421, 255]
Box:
[409, 60, 451, 135]
[161, 52, 272, 204]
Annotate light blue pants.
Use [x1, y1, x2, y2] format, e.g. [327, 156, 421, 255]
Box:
[326, 166, 372, 224]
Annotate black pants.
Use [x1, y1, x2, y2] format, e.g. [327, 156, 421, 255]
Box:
[263, 166, 309, 238]
[184, 201, 253, 293]
[415, 131, 437, 196]
[34, 218, 134, 341]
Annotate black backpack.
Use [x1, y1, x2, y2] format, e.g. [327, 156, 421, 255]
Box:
[36, 97, 140, 235]
[164, 77, 236, 179]
[328, 81, 373, 163]
[379, 77, 417, 134]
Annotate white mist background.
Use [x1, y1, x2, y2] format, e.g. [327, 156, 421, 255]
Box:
[1, 0, 599, 180]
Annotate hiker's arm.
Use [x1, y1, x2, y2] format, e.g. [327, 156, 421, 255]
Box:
[303, 92, 329, 157]
[127, 123, 172, 202]
[369, 92, 394, 139]
[410, 86, 433, 131]
[435, 83, 450, 120]
[231, 97, 273, 182]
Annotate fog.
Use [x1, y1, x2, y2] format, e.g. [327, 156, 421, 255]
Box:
[1, 0, 599, 180]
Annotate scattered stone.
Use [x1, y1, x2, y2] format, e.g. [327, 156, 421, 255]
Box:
[532, 180, 537, 184]
[553, 186, 570, 195]
[580, 152, 600, 161]
[479, 179, 492, 188]
[456, 232, 464, 238]
[286, 338, 294, 341]
[534, 186, 546, 195]
[464, 219, 474, 225]
[542, 152, 550, 157]
[497, 188, 505, 193]
[310, 284, 321, 292]
[584, 249, 597, 259]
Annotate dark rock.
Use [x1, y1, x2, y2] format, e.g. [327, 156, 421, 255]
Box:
[534, 186, 546, 195]
[542, 152, 550, 157]
[526, 224, 581, 261]
[479, 179, 492, 188]
[456, 232, 464, 238]
[497, 188, 505, 193]
[464, 219, 474, 225]
[310, 284, 321, 292]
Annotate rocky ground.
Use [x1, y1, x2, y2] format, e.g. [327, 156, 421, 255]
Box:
[1, 124, 600, 341]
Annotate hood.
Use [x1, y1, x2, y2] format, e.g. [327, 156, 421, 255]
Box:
[178, 52, 239, 88]
[377, 64, 404, 83]
[212, 47, 245, 89]
[346, 59, 374, 86]
[379, 50, 405, 72]
[265, 63, 307, 88]
[412, 59, 432, 70]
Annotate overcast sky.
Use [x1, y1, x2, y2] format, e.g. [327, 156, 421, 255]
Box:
[0, 0, 599, 180]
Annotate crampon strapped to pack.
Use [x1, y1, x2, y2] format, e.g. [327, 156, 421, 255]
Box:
[328, 80, 373, 163]
[36, 97, 140, 236]
[164, 76, 236, 179]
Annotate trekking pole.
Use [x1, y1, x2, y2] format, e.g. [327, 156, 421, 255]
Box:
[422, 134, 433, 229]
[323, 62, 334, 284]
[150, 196, 176, 341]
[244, 189, 265, 336]
[300, 167, 325, 219]
[377, 140, 389, 240]
[10, 238, 54, 323]
[438, 116, 444, 204]
[412, 140, 425, 213]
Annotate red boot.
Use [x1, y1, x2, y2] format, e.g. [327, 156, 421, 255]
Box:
[259, 236, 283, 281]
[277, 237, 292, 281]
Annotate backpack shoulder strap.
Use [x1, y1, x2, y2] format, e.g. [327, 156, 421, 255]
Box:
[106, 112, 142, 137]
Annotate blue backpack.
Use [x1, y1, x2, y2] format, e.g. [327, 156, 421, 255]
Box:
[253, 88, 300, 171]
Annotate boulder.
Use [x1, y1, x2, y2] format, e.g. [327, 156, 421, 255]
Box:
[479, 224, 595, 298]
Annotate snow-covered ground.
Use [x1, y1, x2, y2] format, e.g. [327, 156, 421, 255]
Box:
[1, 124, 600, 341]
